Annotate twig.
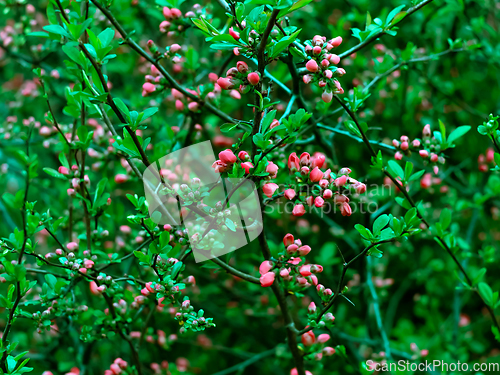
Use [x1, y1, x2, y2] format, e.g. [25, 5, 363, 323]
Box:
[338, 0, 435, 59]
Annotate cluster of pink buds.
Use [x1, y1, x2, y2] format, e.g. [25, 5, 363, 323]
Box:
[45, 245, 98, 277]
[302, 35, 345, 103]
[258, 234, 323, 293]
[216, 61, 260, 94]
[307, 301, 336, 329]
[262, 152, 366, 216]
[212, 149, 257, 174]
[170, 87, 201, 113]
[419, 124, 446, 174]
[419, 173, 449, 194]
[478, 148, 496, 172]
[104, 358, 129, 375]
[392, 134, 421, 160]
[159, 5, 202, 35]
[300, 330, 336, 361]
[32, 300, 88, 333]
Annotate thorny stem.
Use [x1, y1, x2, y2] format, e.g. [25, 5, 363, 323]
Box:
[338, 0, 435, 59]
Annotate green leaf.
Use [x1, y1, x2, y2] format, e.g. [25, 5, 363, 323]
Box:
[98, 28, 115, 47]
[220, 123, 239, 133]
[43, 168, 67, 180]
[440, 208, 451, 231]
[478, 282, 493, 306]
[447, 126, 471, 144]
[373, 214, 390, 235]
[404, 161, 413, 181]
[387, 160, 404, 179]
[386, 5, 405, 25]
[354, 224, 372, 240]
[43, 25, 71, 38]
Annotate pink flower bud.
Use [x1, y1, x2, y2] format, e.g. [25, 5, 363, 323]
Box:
[299, 265, 312, 276]
[323, 347, 335, 356]
[392, 139, 400, 147]
[419, 150, 429, 158]
[115, 174, 128, 184]
[142, 82, 156, 94]
[170, 8, 182, 18]
[208, 73, 218, 82]
[229, 27, 240, 40]
[236, 61, 249, 74]
[329, 54, 340, 65]
[423, 124, 431, 137]
[283, 233, 294, 247]
[259, 260, 274, 275]
[175, 100, 185, 111]
[288, 152, 300, 172]
[321, 90, 333, 103]
[340, 202, 352, 216]
[430, 153, 438, 162]
[219, 149, 237, 164]
[187, 102, 199, 112]
[292, 204, 306, 217]
[412, 139, 421, 147]
[287, 244, 298, 255]
[303, 74, 312, 84]
[260, 272, 275, 287]
[306, 60, 319, 72]
[247, 72, 260, 86]
[395, 152, 403, 160]
[163, 7, 172, 19]
[297, 245, 311, 256]
[216, 77, 235, 90]
[334, 174, 347, 187]
[314, 196, 324, 208]
[323, 189, 333, 199]
[238, 151, 250, 161]
[280, 268, 290, 278]
[241, 162, 254, 174]
[319, 179, 329, 188]
[263, 183, 279, 198]
[308, 302, 317, 314]
[313, 46, 322, 55]
[330, 36, 342, 47]
[301, 331, 316, 346]
[309, 167, 323, 182]
[318, 334, 330, 343]
[170, 44, 182, 53]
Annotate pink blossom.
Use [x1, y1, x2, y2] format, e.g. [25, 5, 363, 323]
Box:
[301, 331, 315, 346]
[241, 161, 254, 174]
[247, 72, 260, 86]
[306, 60, 319, 72]
[263, 183, 279, 198]
[340, 202, 352, 216]
[323, 189, 333, 199]
[260, 272, 275, 287]
[317, 334, 330, 343]
[229, 27, 240, 40]
[283, 233, 294, 247]
[219, 149, 237, 164]
[309, 167, 323, 182]
[259, 260, 274, 275]
[292, 204, 306, 216]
